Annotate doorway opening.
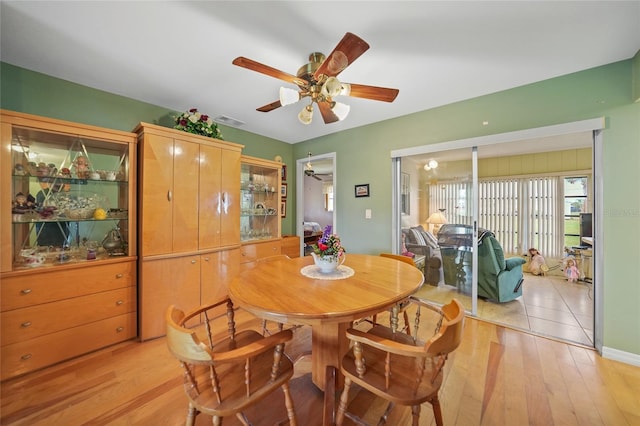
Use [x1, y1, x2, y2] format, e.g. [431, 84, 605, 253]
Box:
[296, 152, 337, 256]
[391, 119, 603, 350]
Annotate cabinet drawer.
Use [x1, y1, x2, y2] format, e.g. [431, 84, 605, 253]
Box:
[1, 261, 135, 311]
[281, 236, 301, 258]
[1, 287, 136, 346]
[1, 312, 137, 381]
[139, 256, 200, 341]
[240, 241, 281, 264]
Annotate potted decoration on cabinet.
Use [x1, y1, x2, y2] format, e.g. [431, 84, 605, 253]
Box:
[174, 108, 224, 140]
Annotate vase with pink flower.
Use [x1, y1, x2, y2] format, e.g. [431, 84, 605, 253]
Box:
[310, 225, 346, 273]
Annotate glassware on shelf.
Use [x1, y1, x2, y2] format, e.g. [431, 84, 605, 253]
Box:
[240, 157, 281, 243]
[6, 121, 132, 270]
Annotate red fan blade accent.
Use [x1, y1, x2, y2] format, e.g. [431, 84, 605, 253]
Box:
[318, 102, 339, 124]
[313, 32, 370, 79]
[344, 83, 399, 102]
[256, 100, 282, 112]
[232, 57, 307, 87]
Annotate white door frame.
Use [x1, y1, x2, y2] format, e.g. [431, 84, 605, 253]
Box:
[391, 118, 605, 353]
[296, 152, 337, 256]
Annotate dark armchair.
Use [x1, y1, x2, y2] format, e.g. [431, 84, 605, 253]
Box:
[438, 224, 526, 302]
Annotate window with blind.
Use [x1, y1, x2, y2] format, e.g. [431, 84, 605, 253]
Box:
[428, 176, 575, 257]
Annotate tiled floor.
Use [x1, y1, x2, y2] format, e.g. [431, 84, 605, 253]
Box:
[415, 271, 594, 346]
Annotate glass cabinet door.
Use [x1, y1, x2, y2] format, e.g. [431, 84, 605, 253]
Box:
[240, 157, 282, 242]
[9, 126, 132, 269]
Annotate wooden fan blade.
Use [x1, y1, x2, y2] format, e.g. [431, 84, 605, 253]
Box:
[232, 57, 307, 86]
[318, 102, 339, 124]
[344, 83, 399, 102]
[313, 32, 370, 79]
[257, 100, 282, 112]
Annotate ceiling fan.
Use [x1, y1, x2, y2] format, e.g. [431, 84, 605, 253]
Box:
[232, 32, 399, 125]
[304, 152, 327, 181]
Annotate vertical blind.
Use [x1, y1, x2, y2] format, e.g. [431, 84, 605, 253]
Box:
[428, 176, 563, 257]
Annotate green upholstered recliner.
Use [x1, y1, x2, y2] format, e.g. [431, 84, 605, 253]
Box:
[439, 225, 526, 302]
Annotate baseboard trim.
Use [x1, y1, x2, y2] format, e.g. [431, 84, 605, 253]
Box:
[602, 346, 640, 367]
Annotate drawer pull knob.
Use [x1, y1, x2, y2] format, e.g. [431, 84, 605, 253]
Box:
[21, 354, 32, 360]
[116, 327, 124, 333]
[21, 289, 32, 295]
[204, 257, 210, 262]
[116, 300, 124, 306]
[191, 260, 197, 264]
[115, 273, 123, 279]
[21, 321, 32, 328]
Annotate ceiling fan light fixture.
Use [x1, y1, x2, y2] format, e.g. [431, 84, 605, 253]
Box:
[424, 159, 439, 171]
[279, 87, 300, 106]
[298, 104, 313, 125]
[232, 33, 399, 126]
[332, 102, 350, 121]
[305, 152, 314, 172]
[339, 83, 351, 96]
[321, 76, 343, 98]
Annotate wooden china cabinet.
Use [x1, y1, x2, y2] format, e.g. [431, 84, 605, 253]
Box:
[239, 155, 283, 271]
[0, 110, 137, 380]
[134, 123, 242, 340]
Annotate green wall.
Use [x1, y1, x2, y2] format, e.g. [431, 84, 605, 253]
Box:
[2, 60, 639, 357]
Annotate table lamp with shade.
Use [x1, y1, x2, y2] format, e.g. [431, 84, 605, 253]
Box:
[427, 209, 448, 235]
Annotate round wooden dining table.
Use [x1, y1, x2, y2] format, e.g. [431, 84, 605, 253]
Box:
[228, 253, 424, 390]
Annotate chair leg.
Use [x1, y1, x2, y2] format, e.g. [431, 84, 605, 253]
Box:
[262, 320, 286, 336]
[186, 403, 197, 426]
[377, 401, 394, 425]
[234, 412, 251, 426]
[282, 382, 298, 426]
[431, 395, 443, 426]
[411, 404, 421, 426]
[403, 311, 411, 336]
[335, 377, 353, 426]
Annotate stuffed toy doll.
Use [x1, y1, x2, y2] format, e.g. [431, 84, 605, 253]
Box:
[528, 248, 548, 275]
[565, 258, 580, 282]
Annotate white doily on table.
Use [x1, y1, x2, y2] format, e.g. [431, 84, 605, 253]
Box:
[300, 265, 355, 280]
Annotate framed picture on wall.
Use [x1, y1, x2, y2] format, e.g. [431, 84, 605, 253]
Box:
[280, 183, 288, 198]
[280, 200, 286, 218]
[281, 164, 287, 182]
[355, 184, 370, 198]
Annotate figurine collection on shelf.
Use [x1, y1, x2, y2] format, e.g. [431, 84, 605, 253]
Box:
[10, 147, 129, 268]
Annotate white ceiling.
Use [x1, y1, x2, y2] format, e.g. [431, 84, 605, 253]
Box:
[1, 1, 639, 144]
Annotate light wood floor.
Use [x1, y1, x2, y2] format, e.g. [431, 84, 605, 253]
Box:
[2, 307, 639, 425]
[418, 272, 594, 346]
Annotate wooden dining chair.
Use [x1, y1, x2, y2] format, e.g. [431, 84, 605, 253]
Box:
[166, 298, 298, 426]
[379, 252, 416, 266]
[366, 253, 421, 335]
[336, 298, 465, 426]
